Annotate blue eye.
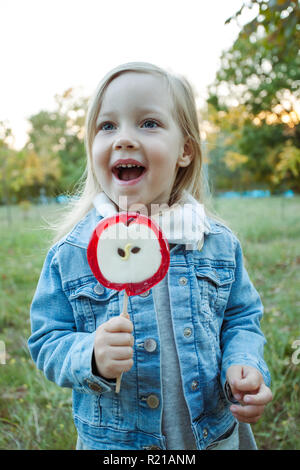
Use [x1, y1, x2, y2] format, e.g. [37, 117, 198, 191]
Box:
[142, 120, 159, 128]
[100, 122, 115, 131]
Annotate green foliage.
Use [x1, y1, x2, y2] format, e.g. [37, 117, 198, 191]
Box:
[0, 122, 61, 203]
[216, 0, 300, 114]
[26, 89, 88, 196]
[0, 89, 88, 205]
[206, 0, 300, 193]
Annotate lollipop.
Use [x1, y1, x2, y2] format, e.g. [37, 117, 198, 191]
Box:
[87, 212, 170, 392]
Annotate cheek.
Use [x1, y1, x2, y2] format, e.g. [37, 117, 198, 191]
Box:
[148, 140, 178, 167]
[92, 138, 108, 169]
[151, 149, 178, 177]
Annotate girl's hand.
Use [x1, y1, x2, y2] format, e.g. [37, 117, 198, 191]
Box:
[93, 316, 134, 379]
[226, 364, 273, 423]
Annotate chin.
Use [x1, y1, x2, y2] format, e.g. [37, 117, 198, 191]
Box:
[125, 197, 149, 213]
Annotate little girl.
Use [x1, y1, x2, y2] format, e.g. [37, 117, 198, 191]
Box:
[28, 62, 272, 450]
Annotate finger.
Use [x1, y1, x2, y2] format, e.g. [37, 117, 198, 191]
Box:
[226, 365, 243, 397]
[109, 346, 133, 361]
[234, 370, 262, 393]
[107, 359, 134, 376]
[105, 316, 133, 333]
[230, 404, 264, 419]
[231, 413, 261, 424]
[243, 384, 273, 406]
[107, 332, 134, 347]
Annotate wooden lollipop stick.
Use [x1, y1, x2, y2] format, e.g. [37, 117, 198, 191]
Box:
[115, 291, 129, 394]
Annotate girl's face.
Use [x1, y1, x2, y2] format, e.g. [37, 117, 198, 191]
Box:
[92, 72, 192, 212]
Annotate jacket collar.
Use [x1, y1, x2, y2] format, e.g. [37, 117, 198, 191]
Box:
[64, 208, 102, 249]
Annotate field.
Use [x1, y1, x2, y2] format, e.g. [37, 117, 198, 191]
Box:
[0, 198, 299, 450]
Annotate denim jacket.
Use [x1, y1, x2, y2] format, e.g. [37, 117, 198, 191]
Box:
[28, 208, 271, 450]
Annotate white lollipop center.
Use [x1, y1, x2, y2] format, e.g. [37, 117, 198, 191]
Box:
[97, 222, 162, 283]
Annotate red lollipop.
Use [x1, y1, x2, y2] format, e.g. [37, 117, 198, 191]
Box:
[87, 212, 170, 392]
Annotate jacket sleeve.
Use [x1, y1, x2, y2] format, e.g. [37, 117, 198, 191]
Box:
[28, 245, 114, 394]
[220, 236, 271, 394]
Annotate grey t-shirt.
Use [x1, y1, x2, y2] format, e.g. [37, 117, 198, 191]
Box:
[152, 274, 197, 450]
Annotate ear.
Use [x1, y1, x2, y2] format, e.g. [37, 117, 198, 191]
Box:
[177, 138, 194, 168]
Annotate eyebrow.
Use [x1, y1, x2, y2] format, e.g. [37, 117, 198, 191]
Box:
[97, 107, 169, 121]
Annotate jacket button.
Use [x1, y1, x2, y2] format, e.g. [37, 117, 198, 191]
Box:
[144, 338, 157, 352]
[146, 394, 160, 409]
[179, 277, 188, 286]
[94, 283, 104, 295]
[143, 445, 162, 450]
[191, 380, 199, 391]
[86, 380, 103, 393]
[184, 327, 192, 338]
[203, 428, 208, 438]
[140, 290, 150, 297]
[197, 239, 204, 251]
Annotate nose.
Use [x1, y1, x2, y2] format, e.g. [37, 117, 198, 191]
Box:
[113, 130, 139, 151]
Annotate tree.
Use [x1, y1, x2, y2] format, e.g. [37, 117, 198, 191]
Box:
[0, 122, 16, 206]
[26, 88, 87, 196]
[209, 0, 299, 117]
[201, 105, 257, 192]
[206, 0, 300, 192]
[0, 121, 61, 203]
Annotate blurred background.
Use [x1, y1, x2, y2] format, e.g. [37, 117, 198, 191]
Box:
[0, 0, 299, 450]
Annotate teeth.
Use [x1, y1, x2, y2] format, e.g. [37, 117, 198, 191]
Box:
[116, 163, 142, 168]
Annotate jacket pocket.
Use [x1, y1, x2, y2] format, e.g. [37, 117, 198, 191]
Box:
[195, 264, 235, 318]
[69, 279, 119, 332]
[206, 421, 239, 450]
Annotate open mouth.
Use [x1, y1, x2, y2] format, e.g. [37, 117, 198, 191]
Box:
[112, 163, 146, 182]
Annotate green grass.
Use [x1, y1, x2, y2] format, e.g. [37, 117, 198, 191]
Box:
[0, 198, 299, 449]
[0, 204, 76, 450]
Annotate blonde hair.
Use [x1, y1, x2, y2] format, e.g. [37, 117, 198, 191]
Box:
[52, 62, 214, 243]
